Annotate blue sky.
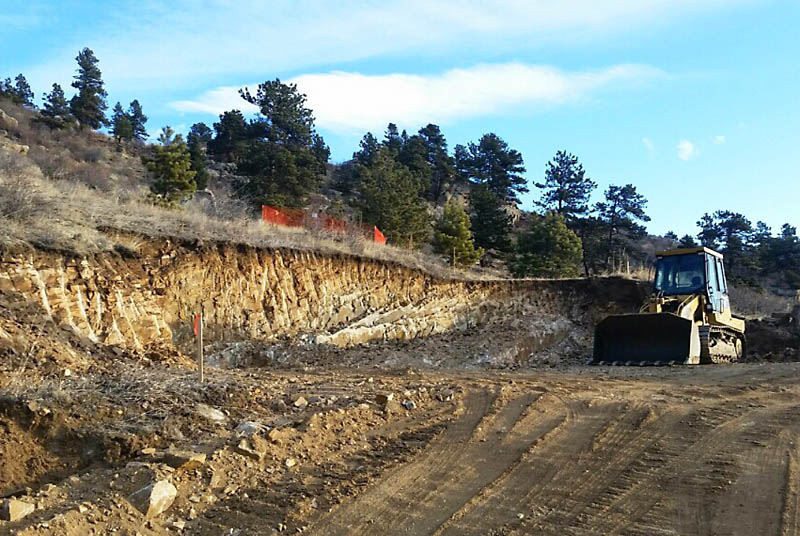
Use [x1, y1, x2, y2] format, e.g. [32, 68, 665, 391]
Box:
[2, 0, 798, 236]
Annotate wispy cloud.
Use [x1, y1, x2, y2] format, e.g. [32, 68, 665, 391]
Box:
[21, 0, 753, 89]
[677, 139, 697, 160]
[642, 137, 655, 151]
[713, 135, 726, 144]
[172, 63, 664, 132]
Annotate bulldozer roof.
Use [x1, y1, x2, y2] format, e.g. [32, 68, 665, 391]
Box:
[656, 246, 723, 258]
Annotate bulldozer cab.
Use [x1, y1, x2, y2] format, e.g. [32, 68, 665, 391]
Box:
[654, 248, 729, 313]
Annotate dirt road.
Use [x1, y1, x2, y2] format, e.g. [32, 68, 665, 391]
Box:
[303, 364, 800, 536]
[3, 363, 800, 535]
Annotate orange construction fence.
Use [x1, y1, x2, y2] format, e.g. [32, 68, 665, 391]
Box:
[262, 205, 386, 244]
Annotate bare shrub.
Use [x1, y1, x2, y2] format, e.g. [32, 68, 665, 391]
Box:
[72, 162, 112, 190]
[27, 145, 77, 181]
[0, 154, 53, 222]
[729, 285, 793, 318]
[81, 146, 106, 163]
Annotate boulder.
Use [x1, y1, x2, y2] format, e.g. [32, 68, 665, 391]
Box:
[196, 404, 226, 423]
[1, 499, 35, 522]
[129, 480, 177, 519]
[0, 108, 18, 131]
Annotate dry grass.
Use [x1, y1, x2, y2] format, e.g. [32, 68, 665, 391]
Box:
[0, 103, 497, 280]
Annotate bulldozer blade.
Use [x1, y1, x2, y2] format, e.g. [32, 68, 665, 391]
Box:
[592, 313, 701, 366]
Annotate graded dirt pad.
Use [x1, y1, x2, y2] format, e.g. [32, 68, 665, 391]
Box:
[2, 362, 800, 536]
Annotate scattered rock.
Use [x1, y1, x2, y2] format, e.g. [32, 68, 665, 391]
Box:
[164, 449, 207, 470]
[268, 427, 291, 444]
[436, 389, 455, 402]
[235, 421, 265, 437]
[128, 480, 177, 519]
[402, 399, 416, 410]
[293, 396, 308, 408]
[1, 499, 35, 522]
[234, 436, 267, 462]
[196, 404, 226, 423]
[140, 447, 157, 455]
[172, 519, 187, 530]
[375, 393, 394, 405]
[284, 458, 297, 468]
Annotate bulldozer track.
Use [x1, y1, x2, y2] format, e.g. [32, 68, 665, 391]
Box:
[302, 366, 800, 536]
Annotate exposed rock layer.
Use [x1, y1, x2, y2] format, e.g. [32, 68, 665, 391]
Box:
[0, 239, 646, 352]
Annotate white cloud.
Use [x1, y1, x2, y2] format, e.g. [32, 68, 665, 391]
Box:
[642, 137, 654, 151]
[22, 0, 754, 89]
[677, 139, 697, 160]
[172, 63, 663, 132]
[713, 135, 726, 144]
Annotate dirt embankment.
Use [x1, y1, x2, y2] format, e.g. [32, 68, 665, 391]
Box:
[0, 237, 647, 377]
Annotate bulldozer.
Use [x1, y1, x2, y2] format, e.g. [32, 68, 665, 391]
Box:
[592, 247, 746, 365]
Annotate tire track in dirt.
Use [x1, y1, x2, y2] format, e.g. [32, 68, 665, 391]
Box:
[587, 400, 800, 536]
[435, 398, 653, 535]
[305, 387, 564, 536]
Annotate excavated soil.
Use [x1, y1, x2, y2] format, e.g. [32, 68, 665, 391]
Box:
[1, 241, 799, 535]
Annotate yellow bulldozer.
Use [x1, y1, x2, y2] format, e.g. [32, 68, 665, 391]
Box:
[592, 247, 746, 365]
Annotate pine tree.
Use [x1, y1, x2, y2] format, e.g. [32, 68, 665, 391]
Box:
[236, 79, 328, 208]
[40, 83, 73, 128]
[511, 212, 583, 278]
[13, 74, 34, 107]
[455, 133, 527, 202]
[187, 123, 212, 191]
[352, 146, 430, 247]
[147, 126, 197, 206]
[595, 184, 651, 268]
[69, 48, 108, 129]
[209, 110, 249, 162]
[469, 185, 512, 252]
[536, 151, 596, 221]
[127, 99, 148, 141]
[678, 234, 698, 248]
[110, 102, 134, 145]
[433, 201, 483, 266]
[383, 123, 403, 156]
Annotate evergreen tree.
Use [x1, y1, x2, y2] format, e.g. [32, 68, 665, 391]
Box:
[187, 122, 212, 191]
[352, 146, 430, 247]
[383, 123, 403, 156]
[455, 133, 527, 202]
[236, 79, 328, 207]
[147, 126, 197, 205]
[433, 201, 483, 266]
[127, 99, 148, 141]
[397, 134, 433, 197]
[678, 234, 698, 248]
[13, 74, 34, 107]
[0, 78, 11, 100]
[468, 185, 512, 252]
[110, 102, 134, 145]
[40, 83, 73, 128]
[595, 184, 651, 268]
[416, 124, 456, 201]
[535, 150, 596, 221]
[69, 48, 108, 129]
[696, 210, 754, 277]
[209, 110, 249, 162]
[664, 231, 679, 241]
[511, 212, 583, 278]
[239, 78, 315, 145]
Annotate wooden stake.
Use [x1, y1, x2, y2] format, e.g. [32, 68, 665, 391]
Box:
[197, 313, 204, 383]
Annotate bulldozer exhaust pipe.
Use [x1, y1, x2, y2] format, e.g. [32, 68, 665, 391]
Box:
[592, 313, 701, 366]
